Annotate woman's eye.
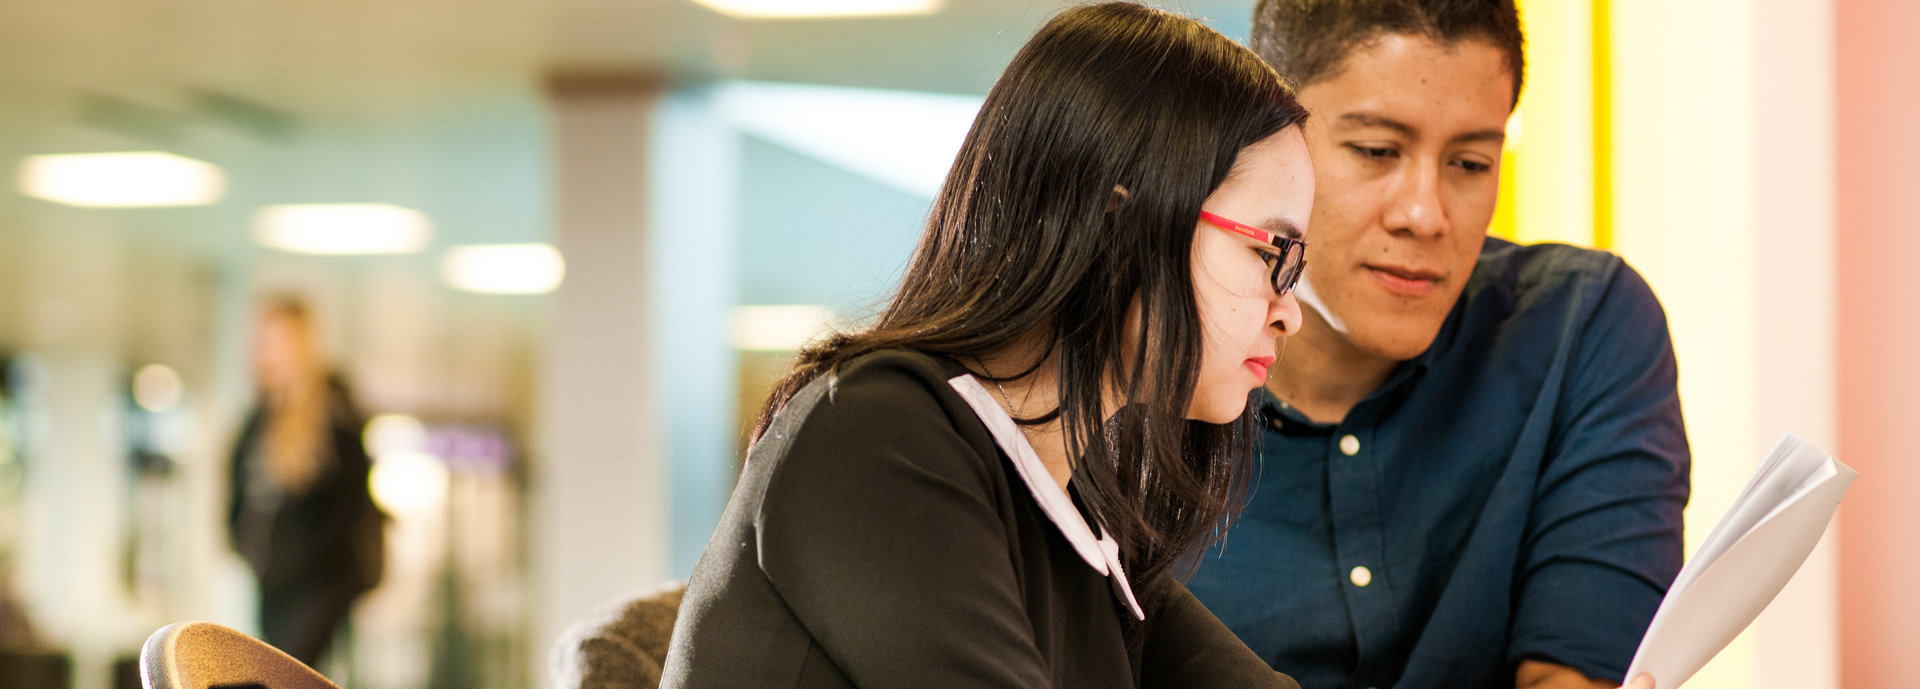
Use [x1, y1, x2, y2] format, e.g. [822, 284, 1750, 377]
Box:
[1255, 249, 1281, 267]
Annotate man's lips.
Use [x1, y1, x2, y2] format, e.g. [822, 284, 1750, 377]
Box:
[1244, 355, 1277, 378]
[1364, 263, 1445, 298]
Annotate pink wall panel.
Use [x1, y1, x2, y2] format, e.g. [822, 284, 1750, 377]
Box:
[1836, 0, 1920, 686]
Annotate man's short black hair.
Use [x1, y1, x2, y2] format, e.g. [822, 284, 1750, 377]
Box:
[1251, 0, 1525, 106]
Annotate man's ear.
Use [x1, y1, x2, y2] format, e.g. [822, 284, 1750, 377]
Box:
[1107, 184, 1130, 213]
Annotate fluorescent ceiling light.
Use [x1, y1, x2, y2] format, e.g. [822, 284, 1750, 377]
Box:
[364, 413, 428, 458]
[17, 151, 225, 207]
[132, 364, 185, 412]
[717, 81, 982, 198]
[441, 244, 566, 294]
[255, 203, 433, 255]
[693, 0, 942, 19]
[732, 305, 838, 351]
[369, 451, 448, 515]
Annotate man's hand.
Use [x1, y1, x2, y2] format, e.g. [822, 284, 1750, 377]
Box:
[1515, 660, 1623, 689]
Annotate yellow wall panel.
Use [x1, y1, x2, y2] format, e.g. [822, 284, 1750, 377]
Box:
[1512, 0, 1595, 248]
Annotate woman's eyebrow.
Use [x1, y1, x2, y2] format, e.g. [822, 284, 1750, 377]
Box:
[1262, 218, 1305, 240]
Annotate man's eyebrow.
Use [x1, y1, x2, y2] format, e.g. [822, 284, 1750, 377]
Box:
[1338, 113, 1508, 146]
[1262, 219, 1305, 241]
[1452, 129, 1508, 145]
[1337, 112, 1415, 136]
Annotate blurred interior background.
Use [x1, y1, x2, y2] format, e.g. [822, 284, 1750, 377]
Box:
[0, 0, 1911, 688]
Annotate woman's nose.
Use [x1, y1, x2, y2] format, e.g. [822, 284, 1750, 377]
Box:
[1269, 292, 1302, 336]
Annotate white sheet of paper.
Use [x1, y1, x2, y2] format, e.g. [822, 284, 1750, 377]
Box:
[1625, 433, 1856, 689]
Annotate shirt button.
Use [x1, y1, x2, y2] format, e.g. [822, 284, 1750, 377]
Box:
[1350, 566, 1373, 587]
[1339, 434, 1360, 456]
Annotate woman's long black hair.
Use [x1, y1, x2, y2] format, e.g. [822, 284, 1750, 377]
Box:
[755, 2, 1309, 616]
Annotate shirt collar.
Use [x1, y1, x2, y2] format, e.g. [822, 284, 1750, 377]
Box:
[947, 374, 1146, 620]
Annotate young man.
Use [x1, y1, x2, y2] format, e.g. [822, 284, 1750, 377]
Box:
[1186, 2, 1688, 689]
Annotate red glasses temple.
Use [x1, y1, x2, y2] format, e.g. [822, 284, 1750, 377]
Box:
[1199, 209, 1307, 296]
[1199, 210, 1279, 244]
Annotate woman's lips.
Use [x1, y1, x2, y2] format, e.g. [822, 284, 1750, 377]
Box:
[1244, 355, 1276, 379]
[1364, 263, 1444, 298]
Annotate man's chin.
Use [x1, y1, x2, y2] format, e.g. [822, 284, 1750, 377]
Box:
[1340, 318, 1447, 362]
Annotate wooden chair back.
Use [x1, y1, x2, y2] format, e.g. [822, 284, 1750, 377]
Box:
[140, 621, 340, 689]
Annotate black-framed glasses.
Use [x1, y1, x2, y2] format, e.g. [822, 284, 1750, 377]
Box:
[1200, 210, 1307, 295]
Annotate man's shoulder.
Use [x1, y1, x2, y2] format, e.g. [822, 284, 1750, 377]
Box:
[1466, 238, 1667, 317]
[1453, 239, 1670, 363]
[1471, 238, 1623, 298]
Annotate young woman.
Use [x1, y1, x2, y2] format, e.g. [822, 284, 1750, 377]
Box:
[661, 4, 1312, 687]
[227, 297, 385, 668]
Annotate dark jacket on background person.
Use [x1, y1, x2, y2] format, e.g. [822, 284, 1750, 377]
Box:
[226, 375, 385, 664]
[661, 350, 1297, 689]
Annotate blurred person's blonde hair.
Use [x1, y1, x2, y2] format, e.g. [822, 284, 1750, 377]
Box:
[257, 296, 331, 492]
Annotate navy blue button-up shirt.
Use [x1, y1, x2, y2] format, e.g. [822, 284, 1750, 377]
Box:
[1188, 239, 1690, 689]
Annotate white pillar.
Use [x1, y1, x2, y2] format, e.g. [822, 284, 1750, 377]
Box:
[12, 213, 137, 689]
[534, 74, 672, 686]
[648, 88, 739, 578]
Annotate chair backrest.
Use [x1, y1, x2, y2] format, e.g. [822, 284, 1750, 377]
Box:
[550, 581, 687, 689]
[140, 621, 340, 689]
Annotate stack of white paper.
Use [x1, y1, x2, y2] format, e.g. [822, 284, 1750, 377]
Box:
[1626, 433, 1857, 688]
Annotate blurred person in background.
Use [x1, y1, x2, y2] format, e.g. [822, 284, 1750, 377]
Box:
[659, 4, 1312, 687]
[227, 296, 385, 668]
[1185, 1, 1685, 689]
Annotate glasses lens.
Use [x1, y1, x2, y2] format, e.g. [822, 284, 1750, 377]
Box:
[1270, 241, 1305, 295]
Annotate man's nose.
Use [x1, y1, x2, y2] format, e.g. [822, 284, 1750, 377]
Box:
[1380, 160, 1450, 239]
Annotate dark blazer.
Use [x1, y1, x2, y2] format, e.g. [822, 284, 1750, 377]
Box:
[661, 349, 1296, 689]
[226, 376, 384, 595]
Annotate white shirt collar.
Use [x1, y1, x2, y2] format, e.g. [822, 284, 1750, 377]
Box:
[948, 374, 1146, 620]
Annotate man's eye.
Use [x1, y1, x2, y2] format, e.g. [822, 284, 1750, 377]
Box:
[1454, 158, 1493, 174]
[1347, 144, 1397, 160]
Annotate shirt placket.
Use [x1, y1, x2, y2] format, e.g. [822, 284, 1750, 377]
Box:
[1326, 420, 1397, 688]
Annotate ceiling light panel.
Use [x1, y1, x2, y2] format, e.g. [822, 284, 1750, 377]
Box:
[256, 204, 433, 255]
[17, 151, 226, 207]
[441, 244, 566, 294]
[717, 81, 982, 198]
[731, 305, 838, 351]
[693, 0, 943, 19]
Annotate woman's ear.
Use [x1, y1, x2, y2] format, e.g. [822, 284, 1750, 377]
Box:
[1106, 184, 1130, 213]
